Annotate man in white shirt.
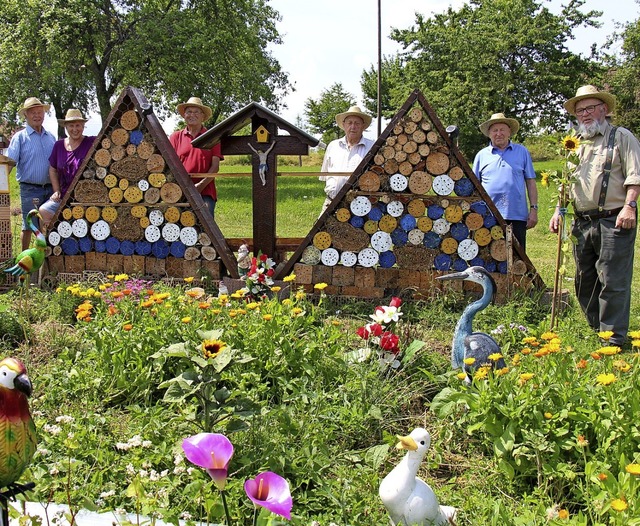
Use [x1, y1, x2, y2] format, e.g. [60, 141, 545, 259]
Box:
[319, 106, 374, 213]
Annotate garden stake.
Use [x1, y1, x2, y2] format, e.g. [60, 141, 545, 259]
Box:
[550, 184, 567, 330]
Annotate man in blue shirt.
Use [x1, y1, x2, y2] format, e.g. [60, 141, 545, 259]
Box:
[473, 113, 538, 250]
[7, 97, 56, 250]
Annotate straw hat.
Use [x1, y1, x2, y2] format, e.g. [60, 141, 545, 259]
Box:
[564, 85, 616, 116]
[479, 113, 520, 137]
[18, 97, 51, 119]
[336, 106, 372, 130]
[57, 108, 88, 126]
[177, 97, 213, 121]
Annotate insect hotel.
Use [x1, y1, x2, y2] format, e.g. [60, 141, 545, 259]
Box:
[279, 89, 544, 302]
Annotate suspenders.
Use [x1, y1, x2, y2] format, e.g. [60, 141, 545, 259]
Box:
[597, 126, 618, 211]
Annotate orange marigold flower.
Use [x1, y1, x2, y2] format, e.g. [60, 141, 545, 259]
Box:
[263, 314, 273, 321]
[598, 473, 608, 481]
[613, 360, 631, 372]
[199, 302, 211, 310]
[576, 435, 589, 447]
[576, 359, 588, 369]
[122, 289, 132, 296]
[108, 305, 118, 316]
[590, 352, 601, 360]
[112, 291, 124, 298]
[540, 331, 558, 341]
[558, 509, 569, 519]
[521, 347, 532, 355]
[123, 324, 133, 331]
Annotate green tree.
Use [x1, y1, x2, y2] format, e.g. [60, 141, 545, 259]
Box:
[304, 83, 356, 145]
[604, 6, 640, 133]
[0, 0, 290, 130]
[361, 0, 603, 157]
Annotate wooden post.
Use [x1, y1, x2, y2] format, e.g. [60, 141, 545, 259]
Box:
[251, 118, 277, 257]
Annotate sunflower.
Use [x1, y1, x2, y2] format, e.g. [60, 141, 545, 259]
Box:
[202, 339, 227, 359]
[562, 134, 580, 152]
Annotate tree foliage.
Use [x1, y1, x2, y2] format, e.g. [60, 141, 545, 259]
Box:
[604, 5, 640, 134]
[0, 0, 290, 134]
[304, 83, 356, 145]
[361, 0, 603, 157]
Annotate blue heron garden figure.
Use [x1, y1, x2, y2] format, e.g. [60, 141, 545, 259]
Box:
[436, 266, 506, 382]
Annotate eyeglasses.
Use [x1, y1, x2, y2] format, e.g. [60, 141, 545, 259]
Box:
[184, 109, 203, 116]
[575, 103, 604, 116]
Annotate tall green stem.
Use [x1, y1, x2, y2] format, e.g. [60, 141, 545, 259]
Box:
[220, 489, 232, 525]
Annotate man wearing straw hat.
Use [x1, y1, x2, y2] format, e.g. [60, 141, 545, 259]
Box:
[473, 112, 538, 250]
[319, 105, 374, 213]
[6, 97, 56, 250]
[550, 85, 640, 348]
[170, 97, 223, 218]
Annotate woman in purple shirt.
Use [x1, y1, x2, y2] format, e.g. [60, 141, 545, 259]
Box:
[39, 109, 95, 226]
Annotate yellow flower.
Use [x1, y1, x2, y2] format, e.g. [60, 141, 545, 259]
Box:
[331, 320, 341, 326]
[114, 273, 129, 282]
[246, 302, 259, 311]
[295, 291, 306, 300]
[456, 372, 467, 380]
[522, 336, 538, 344]
[202, 339, 226, 359]
[282, 298, 292, 306]
[544, 412, 553, 419]
[632, 339, 640, 348]
[270, 286, 281, 292]
[596, 373, 616, 385]
[540, 332, 558, 341]
[613, 360, 631, 372]
[182, 316, 192, 323]
[521, 347, 532, 355]
[512, 354, 521, 365]
[496, 367, 509, 376]
[211, 309, 221, 315]
[540, 171, 550, 188]
[625, 463, 640, 475]
[262, 314, 273, 321]
[283, 274, 296, 282]
[611, 498, 628, 512]
[518, 373, 534, 386]
[474, 367, 490, 380]
[314, 282, 328, 291]
[561, 134, 580, 152]
[597, 346, 621, 356]
[199, 302, 211, 310]
[463, 357, 476, 365]
[488, 353, 503, 361]
[291, 307, 304, 316]
[184, 276, 194, 283]
[112, 291, 124, 299]
[598, 330, 614, 340]
[628, 330, 640, 339]
[558, 509, 569, 520]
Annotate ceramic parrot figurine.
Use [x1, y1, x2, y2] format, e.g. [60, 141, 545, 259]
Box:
[0, 357, 37, 490]
[3, 210, 47, 285]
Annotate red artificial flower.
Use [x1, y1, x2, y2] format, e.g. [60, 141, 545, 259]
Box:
[380, 332, 400, 353]
[356, 323, 383, 340]
[260, 253, 268, 262]
[267, 268, 274, 277]
[389, 296, 402, 308]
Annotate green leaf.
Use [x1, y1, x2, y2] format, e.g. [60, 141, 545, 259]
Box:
[365, 444, 390, 470]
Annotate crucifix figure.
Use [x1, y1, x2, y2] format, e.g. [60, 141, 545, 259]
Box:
[248, 141, 275, 186]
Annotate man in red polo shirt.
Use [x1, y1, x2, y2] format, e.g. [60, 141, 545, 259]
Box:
[170, 97, 223, 217]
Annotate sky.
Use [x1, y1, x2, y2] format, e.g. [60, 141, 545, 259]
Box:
[45, 0, 639, 139]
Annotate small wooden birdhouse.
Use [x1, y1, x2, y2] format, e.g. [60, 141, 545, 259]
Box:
[254, 125, 270, 143]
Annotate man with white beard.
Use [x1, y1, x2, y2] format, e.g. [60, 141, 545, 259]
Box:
[550, 85, 640, 348]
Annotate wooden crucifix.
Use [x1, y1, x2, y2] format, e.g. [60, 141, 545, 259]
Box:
[192, 103, 319, 262]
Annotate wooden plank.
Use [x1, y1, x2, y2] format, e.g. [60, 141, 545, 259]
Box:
[190, 172, 348, 178]
[222, 135, 310, 156]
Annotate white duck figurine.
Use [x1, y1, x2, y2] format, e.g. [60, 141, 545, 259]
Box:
[379, 428, 457, 526]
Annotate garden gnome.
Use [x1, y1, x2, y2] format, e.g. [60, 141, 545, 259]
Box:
[237, 244, 251, 276]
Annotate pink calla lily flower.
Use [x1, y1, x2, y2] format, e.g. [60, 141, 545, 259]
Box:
[182, 433, 234, 490]
[244, 471, 293, 520]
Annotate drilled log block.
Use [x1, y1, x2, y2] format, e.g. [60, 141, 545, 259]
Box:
[201, 259, 222, 280]
[340, 285, 385, 299]
[332, 265, 355, 286]
[145, 257, 166, 276]
[106, 254, 124, 274]
[293, 263, 313, 284]
[85, 251, 108, 272]
[65, 255, 85, 274]
[312, 264, 333, 285]
[398, 269, 422, 289]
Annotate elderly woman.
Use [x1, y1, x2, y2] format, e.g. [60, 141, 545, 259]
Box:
[39, 109, 95, 226]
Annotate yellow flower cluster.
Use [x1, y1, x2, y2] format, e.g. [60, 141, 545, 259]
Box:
[75, 300, 93, 322]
